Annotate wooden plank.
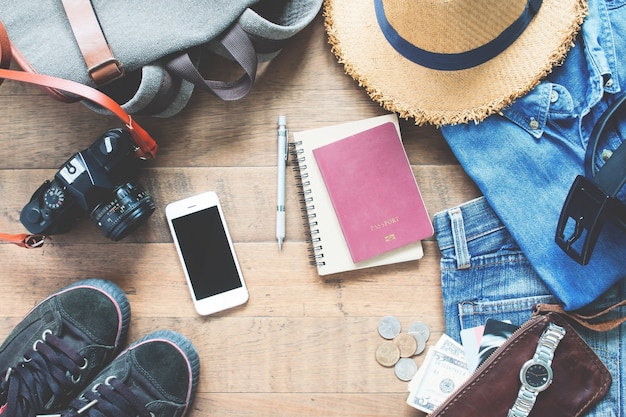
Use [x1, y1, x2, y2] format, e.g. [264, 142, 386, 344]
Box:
[0, 241, 444, 318]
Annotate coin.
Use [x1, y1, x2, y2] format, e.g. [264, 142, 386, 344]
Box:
[409, 331, 427, 356]
[375, 341, 401, 367]
[407, 321, 430, 342]
[394, 357, 418, 381]
[378, 316, 402, 339]
[393, 332, 417, 357]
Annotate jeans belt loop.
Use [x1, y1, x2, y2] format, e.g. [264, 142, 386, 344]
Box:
[448, 207, 472, 269]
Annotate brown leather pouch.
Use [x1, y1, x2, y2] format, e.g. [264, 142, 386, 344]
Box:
[430, 312, 612, 417]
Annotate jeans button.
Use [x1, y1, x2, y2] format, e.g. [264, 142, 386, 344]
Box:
[529, 119, 540, 130]
[601, 149, 613, 161]
[550, 90, 559, 103]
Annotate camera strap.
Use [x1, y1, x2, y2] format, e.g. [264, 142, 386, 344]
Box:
[0, 233, 46, 248]
[0, 20, 158, 248]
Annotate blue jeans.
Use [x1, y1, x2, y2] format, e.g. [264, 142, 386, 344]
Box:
[440, 0, 626, 311]
[434, 197, 624, 416]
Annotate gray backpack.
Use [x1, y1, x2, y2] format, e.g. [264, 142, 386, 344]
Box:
[0, 0, 322, 117]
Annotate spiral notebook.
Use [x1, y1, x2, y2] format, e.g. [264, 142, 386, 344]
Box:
[292, 114, 427, 276]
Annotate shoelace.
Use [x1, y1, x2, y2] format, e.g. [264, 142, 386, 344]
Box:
[59, 377, 152, 417]
[0, 330, 87, 417]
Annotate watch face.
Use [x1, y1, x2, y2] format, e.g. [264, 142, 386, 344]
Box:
[521, 362, 552, 391]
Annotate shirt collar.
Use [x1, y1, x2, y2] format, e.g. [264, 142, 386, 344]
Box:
[500, 0, 620, 137]
[581, 0, 620, 95]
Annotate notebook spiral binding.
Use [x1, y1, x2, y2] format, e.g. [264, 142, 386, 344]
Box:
[290, 141, 325, 267]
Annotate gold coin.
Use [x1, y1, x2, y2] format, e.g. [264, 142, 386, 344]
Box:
[375, 341, 400, 367]
[394, 333, 417, 357]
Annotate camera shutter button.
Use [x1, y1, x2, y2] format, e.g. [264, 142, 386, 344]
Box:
[26, 208, 42, 223]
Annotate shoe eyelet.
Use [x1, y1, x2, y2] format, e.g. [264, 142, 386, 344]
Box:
[91, 383, 102, 393]
[104, 375, 116, 386]
[69, 357, 89, 384]
[32, 329, 53, 352]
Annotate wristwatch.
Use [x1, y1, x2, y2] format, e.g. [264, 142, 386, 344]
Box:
[508, 322, 566, 417]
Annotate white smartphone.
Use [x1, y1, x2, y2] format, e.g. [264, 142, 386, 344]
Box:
[165, 191, 249, 315]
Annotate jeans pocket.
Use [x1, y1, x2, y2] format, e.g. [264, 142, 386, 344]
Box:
[457, 294, 557, 330]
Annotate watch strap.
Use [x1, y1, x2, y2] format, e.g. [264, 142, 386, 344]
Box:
[508, 385, 539, 417]
[534, 322, 566, 364]
[508, 323, 566, 417]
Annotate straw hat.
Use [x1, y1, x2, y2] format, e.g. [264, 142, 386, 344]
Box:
[324, 0, 587, 126]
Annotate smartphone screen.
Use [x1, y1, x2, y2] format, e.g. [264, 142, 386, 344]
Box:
[170, 206, 243, 299]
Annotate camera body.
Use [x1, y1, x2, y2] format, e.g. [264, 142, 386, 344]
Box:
[21, 128, 155, 241]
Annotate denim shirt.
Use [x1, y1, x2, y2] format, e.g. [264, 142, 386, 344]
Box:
[441, 0, 626, 311]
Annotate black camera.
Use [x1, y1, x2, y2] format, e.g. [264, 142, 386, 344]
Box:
[20, 128, 156, 241]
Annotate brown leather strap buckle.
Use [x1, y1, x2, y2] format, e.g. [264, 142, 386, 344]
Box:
[88, 57, 124, 85]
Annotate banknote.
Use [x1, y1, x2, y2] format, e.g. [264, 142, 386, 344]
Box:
[408, 334, 465, 393]
[406, 342, 469, 413]
[434, 333, 466, 360]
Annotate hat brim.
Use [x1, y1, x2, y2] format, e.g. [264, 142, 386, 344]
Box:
[324, 0, 587, 126]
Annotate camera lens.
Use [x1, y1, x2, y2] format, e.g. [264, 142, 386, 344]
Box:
[90, 183, 156, 241]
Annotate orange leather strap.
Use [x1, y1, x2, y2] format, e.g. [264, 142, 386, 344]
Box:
[0, 233, 47, 249]
[0, 21, 154, 157]
[0, 67, 157, 159]
[0, 20, 10, 72]
[60, 0, 124, 85]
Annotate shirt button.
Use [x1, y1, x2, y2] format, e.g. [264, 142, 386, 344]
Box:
[605, 78, 614, 88]
[529, 119, 540, 130]
[550, 90, 559, 103]
[601, 149, 613, 161]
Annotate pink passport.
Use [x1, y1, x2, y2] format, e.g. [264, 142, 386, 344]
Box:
[312, 122, 433, 263]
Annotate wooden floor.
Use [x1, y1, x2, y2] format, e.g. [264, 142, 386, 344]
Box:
[0, 15, 481, 417]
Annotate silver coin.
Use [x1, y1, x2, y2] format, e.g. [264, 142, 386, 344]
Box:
[378, 316, 402, 339]
[408, 331, 427, 355]
[407, 321, 430, 342]
[394, 357, 418, 381]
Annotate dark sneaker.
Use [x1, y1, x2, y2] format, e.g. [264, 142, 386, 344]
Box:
[56, 330, 200, 417]
[0, 278, 130, 417]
